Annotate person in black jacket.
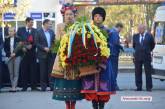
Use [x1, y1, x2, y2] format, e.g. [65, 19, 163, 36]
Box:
[0, 28, 3, 91]
[133, 24, 155, 92]
[35, 19, 55, 91]
[4, 27, 22, 92]
[17, 17, 38, 91]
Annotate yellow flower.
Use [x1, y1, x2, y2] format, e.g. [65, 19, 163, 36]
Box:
[61, 62, 66, 68]
[91, 24, 110, 58]
[58, 34, 69, 68]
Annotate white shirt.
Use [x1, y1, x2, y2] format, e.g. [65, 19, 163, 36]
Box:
[10, 37, 14, 53]
[139, 32, 146, 44]
[26, 27, 31, 33]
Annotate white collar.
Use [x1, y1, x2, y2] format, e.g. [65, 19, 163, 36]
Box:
[140, 32, 146, 37]
[26, 26, 29, 30]
[26, 27, 32, 31]
[9, 36, 14, 39]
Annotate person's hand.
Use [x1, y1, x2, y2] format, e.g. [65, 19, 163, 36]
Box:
[10, 53, 16, 58]
[22, 47, 27, 52]
[133, 57, 135, 63]
[120, 46, 125, 52]
[19, 42, 24, 45]
[44, 47, 50, 53]
[26, 44, 32, 50]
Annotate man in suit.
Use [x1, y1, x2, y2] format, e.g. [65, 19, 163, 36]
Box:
[0, 29, 3, 91]
[17, 17, 38, 91]
[35, 19, 55, 91]
[109, 23, 124, 90]
[133, 24, 155, 92]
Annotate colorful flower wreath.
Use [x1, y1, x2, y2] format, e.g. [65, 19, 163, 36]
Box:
[57, 19, 110, 69]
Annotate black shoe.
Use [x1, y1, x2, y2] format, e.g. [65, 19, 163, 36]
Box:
[92, 101, 98, 109]
[31, 87, 40, 91]
[146, 89, 152, 92]
[21, 88, 27, 91]
[135, 88, 142, 91]
[99, 102, 105, 109]
[9, 90, 17, 92]
[41, 88, 46, 92]
[50, 88, 53, 91]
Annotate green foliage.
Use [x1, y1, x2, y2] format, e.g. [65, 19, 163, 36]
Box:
[100, 29, 109, 39]
[51, 40, 61, 53]
[76, 16, 89, 23]
[82, 4, 159, 39]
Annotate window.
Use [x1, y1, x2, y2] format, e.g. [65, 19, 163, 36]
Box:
[155, 22, 165, 44]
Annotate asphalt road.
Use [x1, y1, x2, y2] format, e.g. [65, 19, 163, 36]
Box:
[0, 73, 165, 109]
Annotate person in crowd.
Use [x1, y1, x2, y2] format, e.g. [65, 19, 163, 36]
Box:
[4, 27, 22, 92]
[51, 3, 83, 109]
[4, 23, 9, 37]
[17, 17, 38, 91]
[0, 29, 3, 92]
[81, 7, 116, 109]
[109, 23, 124, 90]
[35, 19, 55, 91]
[133, 24, 155, 92]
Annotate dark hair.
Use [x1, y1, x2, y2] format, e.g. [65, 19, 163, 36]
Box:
[115, 23, 123, 28]
[43, 19, 50, 25]
[92, 7, 106, 21]
[25, 17, 33, 23]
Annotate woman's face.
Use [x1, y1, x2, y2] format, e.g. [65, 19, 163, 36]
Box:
[8, 28, 15, 37]
[64, 10, 75, 24]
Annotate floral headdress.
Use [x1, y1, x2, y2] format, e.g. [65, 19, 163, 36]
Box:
[60, 3, 77, 16]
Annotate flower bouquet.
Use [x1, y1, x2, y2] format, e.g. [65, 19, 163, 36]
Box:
[51, 40, 61, 53]
[5, 42, 24, 64]
[54, 17, 110, 77]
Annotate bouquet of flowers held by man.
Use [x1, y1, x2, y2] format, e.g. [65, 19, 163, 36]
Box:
[5, 41, 24, 64]
[52, 17, 110, 77]
[6, 34, 33, 63]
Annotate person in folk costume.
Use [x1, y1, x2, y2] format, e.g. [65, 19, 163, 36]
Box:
[51, 3, 83, 109]
[81, 7, 116, 109]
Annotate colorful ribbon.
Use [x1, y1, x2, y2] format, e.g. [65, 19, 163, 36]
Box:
[86, 23, 98, 49]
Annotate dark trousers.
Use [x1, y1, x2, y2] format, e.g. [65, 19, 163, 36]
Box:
[0, 60, 2, 89]
[135, 59, 153, 89]
[111, 56, 119, 87]
[39, 53, 55, 90]
[21, 50, 37, 89]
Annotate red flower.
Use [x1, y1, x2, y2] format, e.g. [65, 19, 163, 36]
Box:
[93, 56, 97, 60]
[65, 58, 70, 64]
[27, 35, 33, 43]
[84, 59, 87, 63]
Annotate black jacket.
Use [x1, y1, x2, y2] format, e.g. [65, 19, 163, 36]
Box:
[4, 37, 23, 57]
[0, 34, 3, 61]
[35, 28, 55, 59]
[17, 27, 36, 52]
[133, 32, 155, 61]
